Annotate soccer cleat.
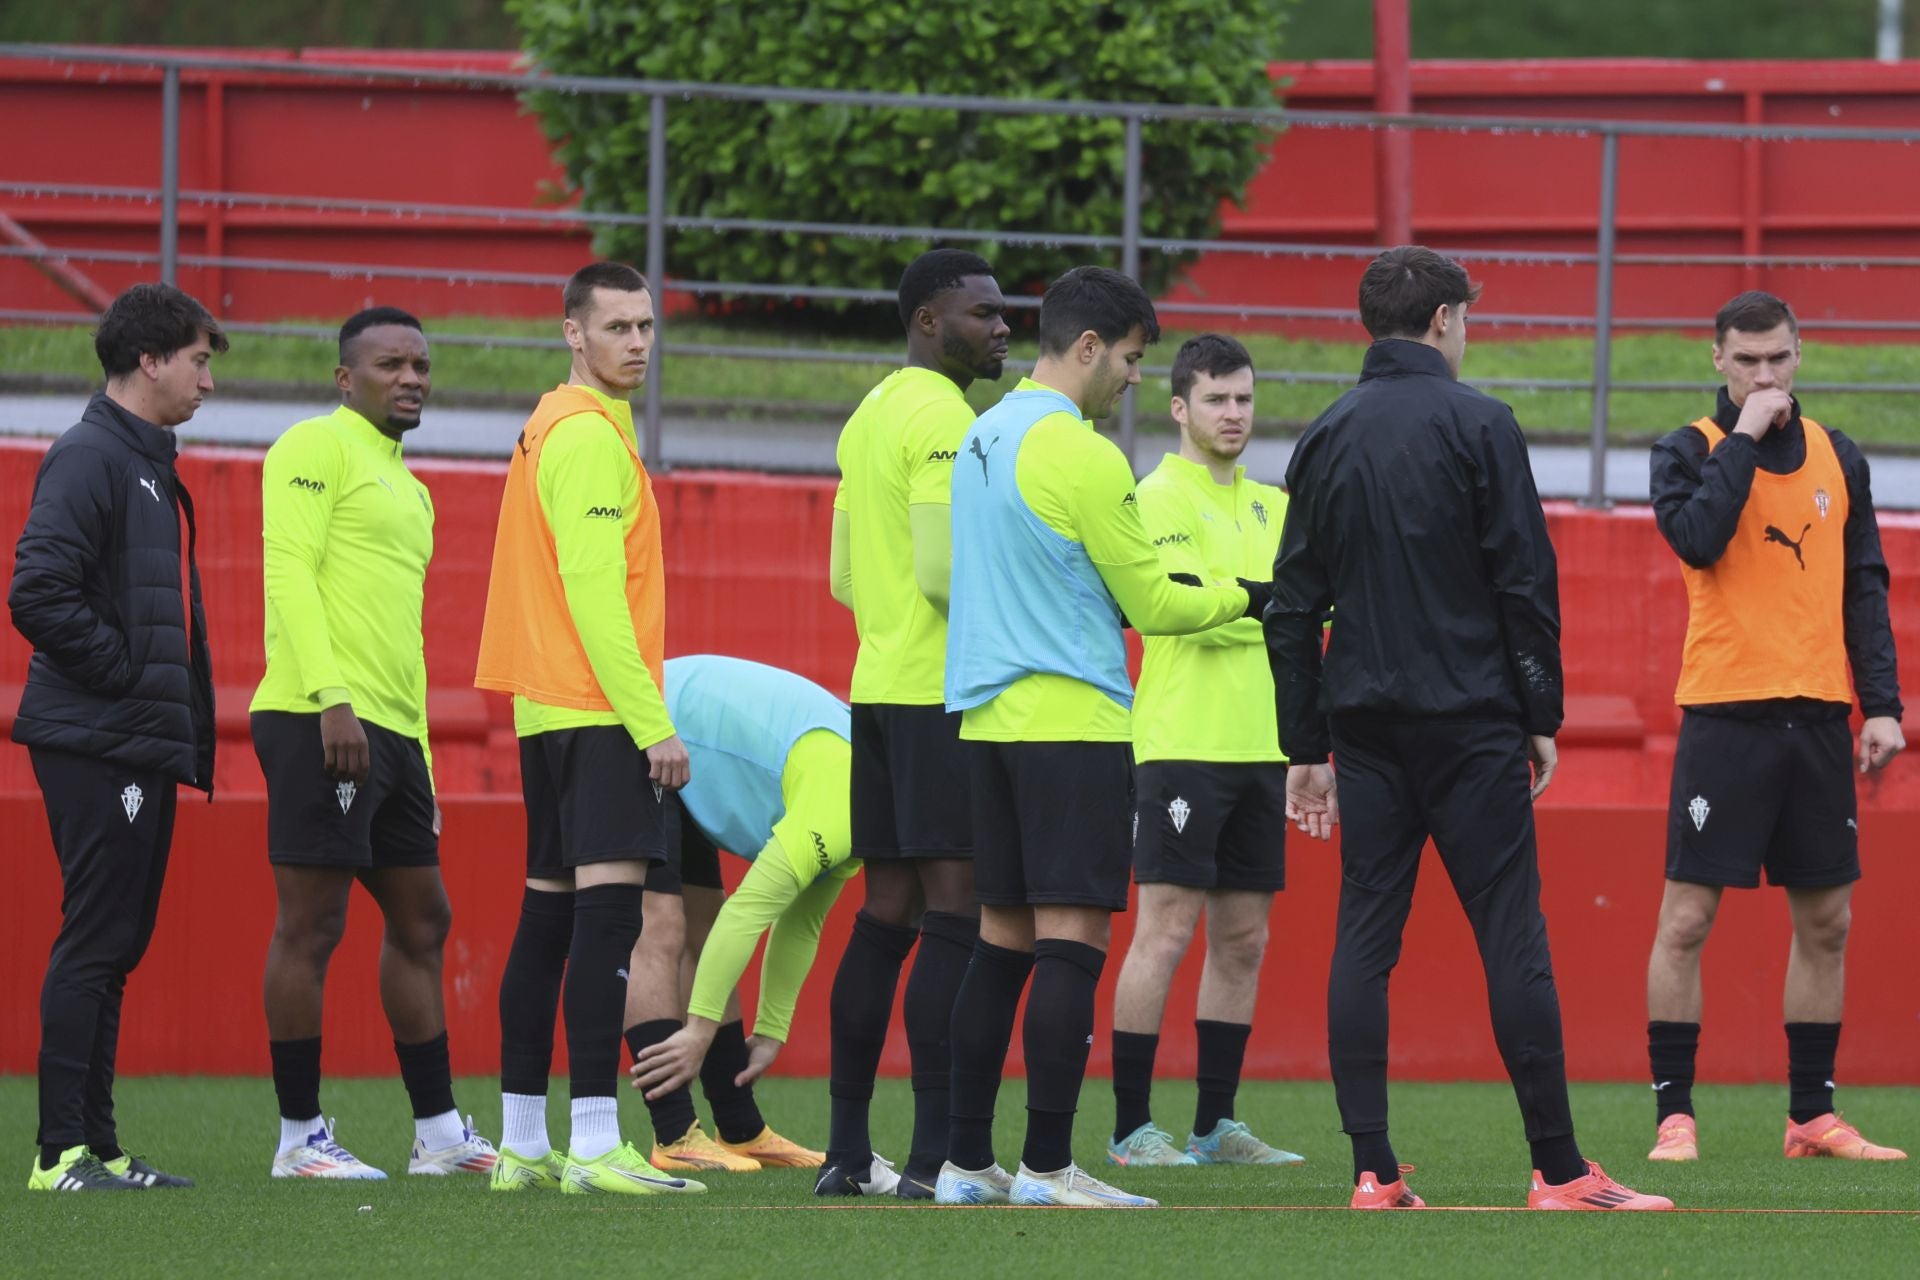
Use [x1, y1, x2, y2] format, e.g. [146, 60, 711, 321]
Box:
[561, 1142, 708, 1196]
[1784, 1112, 1908, 1161]
[271, 1119, 388, 1180]
[1009, 1162, 1157, 1208]
[1528, 1160, 1674, 1210]
[409, 1117, 499, 1175]
[1186, 1118, 1306, 1166]
[1350, 1165, 1425, 1210]
[932, 1160, 1015, 1205]
[651, 1121, 762, 1172]
[1107, 1123, 1197, 1167]
[894, 1163, 939, 1201]
[718, 1125, 824, 1169]
[1647, 1114, 1699, 1162]
[104, 1153, 195, 1187]
[813, 1151, 900, 1196]
[27, 1145, 144, 1191]
[489, 1146, 567, 1192]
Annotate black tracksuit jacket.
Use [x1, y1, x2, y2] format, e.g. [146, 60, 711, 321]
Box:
[9, 393, 215, 789]
[1265, 340, 1562, 765]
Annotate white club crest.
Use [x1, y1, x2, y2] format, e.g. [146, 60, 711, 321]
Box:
[1687, 795, 1710, 832]
[1168, 796, 1191, 834]
[1131, 810, 1139, 846]
[121, 784, 144, 823]
[336, 780, 358, 814]
[1814, 488, 1831, 520]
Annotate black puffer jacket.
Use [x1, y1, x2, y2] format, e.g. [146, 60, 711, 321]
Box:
[9, 393, 215, 789]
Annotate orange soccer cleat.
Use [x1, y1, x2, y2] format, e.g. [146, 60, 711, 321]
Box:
[1528, 1161, 1674, 1211]
[1647, 1113, 1699, 1162]
[1783, 1113, 1908, 1161]
[719, 1125, 825, 1169]
[1350, 1164, 1425, 1210]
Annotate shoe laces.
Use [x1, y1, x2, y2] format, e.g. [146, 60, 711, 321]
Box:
[70, 1152, 115, 1178]
[1126, 1125, 1182, 1152]
[313, 1119, 361, 1163]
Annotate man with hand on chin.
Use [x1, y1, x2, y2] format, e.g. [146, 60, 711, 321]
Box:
[1643, 291, 1905, 1165]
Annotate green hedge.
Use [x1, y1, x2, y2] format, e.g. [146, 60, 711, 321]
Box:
[510, 0, 1296, 314]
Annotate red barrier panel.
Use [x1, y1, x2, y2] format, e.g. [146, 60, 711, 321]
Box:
[8, 54, 1920, 334]
[6, 436, 1918, 804]
[3, 797, 1916, 1083]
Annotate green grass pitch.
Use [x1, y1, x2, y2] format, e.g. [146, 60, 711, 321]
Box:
[4, 1077, 1914, 1277]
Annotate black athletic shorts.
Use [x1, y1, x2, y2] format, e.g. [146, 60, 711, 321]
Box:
[252, 710, 438, 869]
[1666, 710, 1860, 889]
[849, 702, 972, 859]
[970, 740, 1133, 910]
[648, 793, 725, 896]
[520, 725, 670, 875]
[1132, 760, 1288, 892]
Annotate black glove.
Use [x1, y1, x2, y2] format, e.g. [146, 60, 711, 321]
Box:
[1236, 578, 1273, 619]
[1166, 572, 1202, 586]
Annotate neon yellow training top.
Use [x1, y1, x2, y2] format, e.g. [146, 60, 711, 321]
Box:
[1132, 453, 1289, 764]
[960, 379, 1247, 744]
[511, 386, 674, 749]
[252, 404, 435, 774]
[833, 367, 975, 705]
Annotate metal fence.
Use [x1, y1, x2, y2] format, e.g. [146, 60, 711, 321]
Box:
[8, 43, 1920, 504]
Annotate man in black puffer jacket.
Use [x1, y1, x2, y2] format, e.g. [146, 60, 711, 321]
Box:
[10, 282, 224, 1192]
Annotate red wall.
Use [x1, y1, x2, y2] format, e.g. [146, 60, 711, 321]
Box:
[2, 796, 1917, 1085]
[2, 437, 1917, 1082]
[6, 53, 1920, 334]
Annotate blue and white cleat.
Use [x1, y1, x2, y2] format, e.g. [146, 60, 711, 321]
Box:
[1186, 1118, 1305, 1166]
[1009, 1162, 1157, 1208]
[271, 1118, 388, 1180]
[1107, 1123, 1198, 1167]
[409, 1117, 500, 1175]
[933, 1159, 1015, 1205]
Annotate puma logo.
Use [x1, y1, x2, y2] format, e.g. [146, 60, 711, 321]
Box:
[1764, 522, 1812, 570]
[968, 435, 998, 484]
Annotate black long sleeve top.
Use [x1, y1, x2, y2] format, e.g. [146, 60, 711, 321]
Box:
[1265, 340, 1563, 765]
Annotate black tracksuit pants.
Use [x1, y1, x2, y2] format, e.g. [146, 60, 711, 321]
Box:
[1326, 717, 1575, 1146]
[31, 748, 177, 1152]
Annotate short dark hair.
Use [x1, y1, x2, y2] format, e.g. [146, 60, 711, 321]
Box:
[1036, 266, 1160, 357]
[93, 282, 228, 378]
[564, 261, 650, 320]
[896, 248, 995, 330]
[1715, 290, 1798, 342]
[338, 306, 423, 365]
[1357, 246, 1484, 341]
[1170, 333, 1254, 400]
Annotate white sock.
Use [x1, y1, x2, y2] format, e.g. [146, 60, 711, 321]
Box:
[569, 1096, 620, 1161]
[502, 1093, 550, 1158]
[415, 1108, 467, 1152]
[279, 1115, 323, 1156]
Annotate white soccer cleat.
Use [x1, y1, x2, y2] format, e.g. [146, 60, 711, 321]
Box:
[271, 1118, 388, 1180]
[933, 1159, 1016, 1205]
[860, 1152, 901, 1196]
[408, 1116, 500, 1175]
[1009, 1162, 1157, 1208]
